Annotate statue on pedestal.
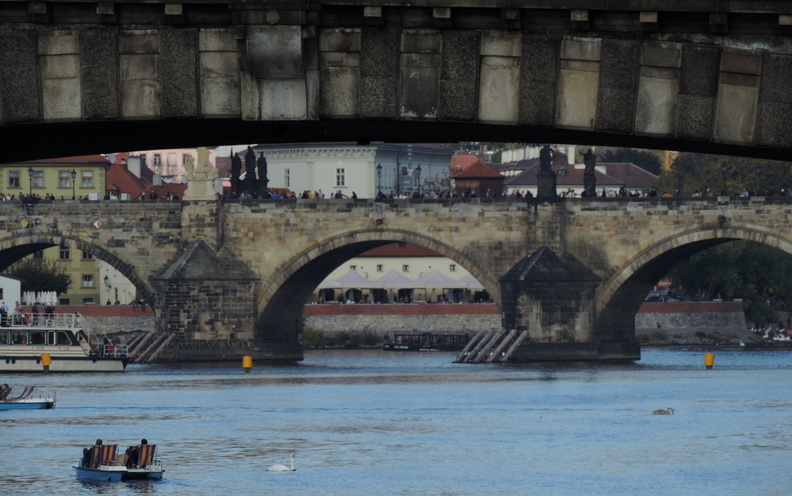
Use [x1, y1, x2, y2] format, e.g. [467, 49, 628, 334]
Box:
[536, 145, 557, 199]
[257, 153, 269, 198]
[582, 149, 597, 197]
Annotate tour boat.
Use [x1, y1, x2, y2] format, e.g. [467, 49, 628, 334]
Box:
[0, 313, 128, 372]
[0, 386, 55, 410]
[383, 332, 469, 352]
[75, 442, 164, 481]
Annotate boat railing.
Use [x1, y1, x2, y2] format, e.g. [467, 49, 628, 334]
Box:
[103, 344, 129, 358]
[3, 312, 84, 329]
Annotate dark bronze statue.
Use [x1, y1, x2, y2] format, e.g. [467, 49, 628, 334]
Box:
[582, 148, 597, 197]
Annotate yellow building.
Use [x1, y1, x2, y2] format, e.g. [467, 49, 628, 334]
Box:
[1, 155, 110, 304]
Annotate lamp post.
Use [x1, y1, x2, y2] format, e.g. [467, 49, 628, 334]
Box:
[415, 164, 422, 196]
[376, 163, 382, 195]
[27, 167, 33, 197]
[70, 169, 77, 200]
[720, 162, 727, 196]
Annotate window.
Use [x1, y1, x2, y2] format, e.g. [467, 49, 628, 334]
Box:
[59, 171, 71, 188]
[82, 297, 95, 304]
[349, 265, 356, 271]
[182, 154, 192, 165]
[376, 264, 383, 272]
[153, 154, 162, 165]
[8, 171, 19, 189]
[82, 251, 93, 260]
[59, 246, 70, 260]
[82, 275, 94, 288]
[31, 171, 44, 189]
[81, 171, 93, 188]
[285, 169, 290, 188]
[59, 298, 70, 305]
[402, 264, 409, 273]
[449, 264, 457, 272]
[335, 168, 345, 187]
[33, 250, 44, 259]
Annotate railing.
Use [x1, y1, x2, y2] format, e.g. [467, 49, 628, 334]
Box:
[2, 312, 83, 328]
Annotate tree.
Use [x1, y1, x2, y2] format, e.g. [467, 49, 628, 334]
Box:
[668, 241, 792, 325]
[3, 257, 71, 295]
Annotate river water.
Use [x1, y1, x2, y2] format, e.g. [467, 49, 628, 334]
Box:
[1, 348, 791, 496]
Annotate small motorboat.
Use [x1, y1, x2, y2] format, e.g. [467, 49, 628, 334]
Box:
[0, 385, 55, 410]
[75, 442, 164, 481]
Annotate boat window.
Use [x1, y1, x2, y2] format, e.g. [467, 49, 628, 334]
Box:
[29, 331, 46, 345]
[0, 330, 8, 344]
[11, 330, 28, 345]
[57, 331, 73, 345]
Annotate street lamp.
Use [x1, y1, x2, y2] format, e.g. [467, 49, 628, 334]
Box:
[70, 169, 77, 200]
[27, 167, 33, 197]
[415, 165, 422, 196]
[376, 163, 382, 195]
[720, 162, 727, 196]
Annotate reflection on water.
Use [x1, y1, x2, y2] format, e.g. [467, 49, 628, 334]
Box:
[1, 348, 792, 496]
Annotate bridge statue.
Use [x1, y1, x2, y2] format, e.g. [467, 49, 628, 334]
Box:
[257, 153, 269, 198]
[244, 146, 257, 196]
[582, 149, 597, 198]
[536, 145, 557, 200]
[230, 152, 242, 197]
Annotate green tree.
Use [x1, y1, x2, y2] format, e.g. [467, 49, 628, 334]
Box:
[669, 241, 792, 325]
[3, 257, 71, 295]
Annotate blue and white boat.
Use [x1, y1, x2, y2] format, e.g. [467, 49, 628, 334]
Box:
[0, 386, 55, 410]
[75, 442, 164, 481]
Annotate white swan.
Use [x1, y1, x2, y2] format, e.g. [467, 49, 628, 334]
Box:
[268, 454, 296, 472]
[653, 407, 675, 415]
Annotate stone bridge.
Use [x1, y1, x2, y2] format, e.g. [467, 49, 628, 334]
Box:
[2, 0, 792, 162]
[1, 197, 790, 361]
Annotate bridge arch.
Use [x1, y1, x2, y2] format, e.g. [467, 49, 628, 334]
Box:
[256, 227, 502, 340]
[596, 224, 792, 341]
[0, 231, 155, 302]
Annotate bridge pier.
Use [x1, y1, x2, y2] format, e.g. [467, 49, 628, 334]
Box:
[500, 247, 640, 362]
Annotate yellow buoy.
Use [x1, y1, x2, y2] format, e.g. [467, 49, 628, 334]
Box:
[41, 353, 52, 373]
[704, 353, 715, 369]
[242, 355, 253, 373]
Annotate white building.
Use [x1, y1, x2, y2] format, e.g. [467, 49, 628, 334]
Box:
[0, 275, 22, 308]
[251, 143, 454, 199]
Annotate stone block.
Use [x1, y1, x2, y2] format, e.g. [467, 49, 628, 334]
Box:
[635, 70, 678, 136]
[561, 38, 601, 62]
[80, 30, 119, 120]
[360, 77, 396, 119]
[119, 31, 159, 54]
[439, 30, 479, 121]
[755, 101, 792, 148]
[161, 30, 198, 118]
[556, 63, 599, 129]
[597, 39, 639, 133]
[481, 31, 521, 57]
[247, 25, 304, 79]
[641, 42, 681, 68]
[201, 77, 241, 117]
[319, 29, 361, 53]
[120, 53, 158, 80]
[319, 65, 359, 118]
[40, 54, 79, 79]
[121, 79, 161, 118]
[259, 79, 307, 120]
[0, 32, 41, 123]
[721, 51, 762, 75]
[399, 64, 439, 119]
[478, 56, 519, 124]
[759, 53, 792, 104]
[360, 27, 398, 119]
[401, 29, 442, 54]
[38, 32, 78, 55]
[715, 82, 758, 144]
[680, 45, 719, 96]
[200, 51, 238, 79]
[199, 29, 237, 52]
[518, 35, 560, 127]
[42, 78, 81, 121]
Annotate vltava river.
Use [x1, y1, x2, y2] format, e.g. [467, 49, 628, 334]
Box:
[1, 348, 791, 496]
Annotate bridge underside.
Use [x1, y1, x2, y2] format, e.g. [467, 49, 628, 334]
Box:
[6, 119, 792, 165]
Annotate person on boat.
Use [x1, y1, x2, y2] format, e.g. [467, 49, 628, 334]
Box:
[125, 439, 148, 467]
[103, 337, 116, 356]
[83, 439, 103, 467]
[0, 384, 10, 401]
[31, 304, 40, 326]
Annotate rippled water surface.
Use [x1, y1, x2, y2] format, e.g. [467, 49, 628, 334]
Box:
[2, 348, 792, 496]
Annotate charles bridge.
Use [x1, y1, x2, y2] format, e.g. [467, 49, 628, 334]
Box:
[1, 196, 790, 361]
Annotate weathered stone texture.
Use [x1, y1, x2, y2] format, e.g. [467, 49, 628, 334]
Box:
[0, 31, 41, 123]
[518, 35, 560, 126]
[360, 27, 399, 118]
[636, 42, 680, 136]
[755, 53, 792, 148]
[596, 39, 639, 134]
[556, 38, 601, 129]
[80, 30, 119, 120]
[439, 30, 479, 121]
[677, 45, 719, 140]
[161, 29, 198, 118]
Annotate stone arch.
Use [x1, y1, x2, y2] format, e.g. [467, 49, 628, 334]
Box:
[596, 225, 792, 341]
[0, 231, 155, 302]
[255, 228, 501, 341]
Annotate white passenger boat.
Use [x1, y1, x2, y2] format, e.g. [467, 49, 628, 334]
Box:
[0, 313, 128, 372]
[75, 442, 164, 481]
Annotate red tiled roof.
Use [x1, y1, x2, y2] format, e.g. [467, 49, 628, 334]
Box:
[451, 158, 504, 179]
[106, 163, 187, 199]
